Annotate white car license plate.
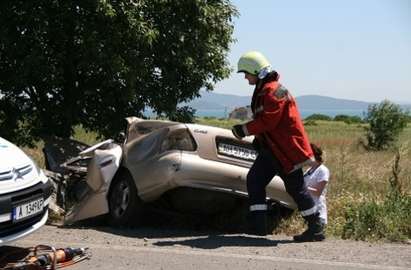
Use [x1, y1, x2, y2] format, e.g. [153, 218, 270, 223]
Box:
[13, 197, 44, 221]
[218, 143, 257, 161]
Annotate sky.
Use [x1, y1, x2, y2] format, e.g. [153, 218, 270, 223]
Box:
[214, 0, 411, 103]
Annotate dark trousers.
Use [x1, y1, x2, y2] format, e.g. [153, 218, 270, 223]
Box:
[246, 148, 315, 212]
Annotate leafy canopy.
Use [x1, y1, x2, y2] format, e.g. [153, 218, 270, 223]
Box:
[0, 0, 238, 145]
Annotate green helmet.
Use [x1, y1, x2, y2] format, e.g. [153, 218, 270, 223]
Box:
[237, 51, 271, 75]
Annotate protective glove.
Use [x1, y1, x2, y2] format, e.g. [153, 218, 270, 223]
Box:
[232, 124, 246, 139]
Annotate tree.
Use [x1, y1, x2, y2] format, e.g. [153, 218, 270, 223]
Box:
[0, 0, 237, 145]
[364, 100, 408, 150]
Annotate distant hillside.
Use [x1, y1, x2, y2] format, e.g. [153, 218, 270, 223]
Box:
[182, 92, 410, 118]
[185, 92, 373, 111]
[295, 95, 372, 110]
[185, 91, 250, 110]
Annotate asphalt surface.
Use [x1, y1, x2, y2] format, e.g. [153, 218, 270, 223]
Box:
[1, 225, 410, 270]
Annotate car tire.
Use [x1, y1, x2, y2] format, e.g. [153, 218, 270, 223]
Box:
[108, 169, 143, 226]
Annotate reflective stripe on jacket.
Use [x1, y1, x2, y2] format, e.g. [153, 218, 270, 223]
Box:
[245, 76, 314, 173]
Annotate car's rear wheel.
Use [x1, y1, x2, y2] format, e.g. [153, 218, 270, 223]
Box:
[108, 170, 143, 226]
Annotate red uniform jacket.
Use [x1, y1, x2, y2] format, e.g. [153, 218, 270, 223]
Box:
[244, 74, 314, 173]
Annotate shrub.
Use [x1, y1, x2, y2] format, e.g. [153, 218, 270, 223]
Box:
[334, 114, 363, 124]
[305, 114, 332, 121]
[342, 194, 411, 241]
[364, 100, 408, 150]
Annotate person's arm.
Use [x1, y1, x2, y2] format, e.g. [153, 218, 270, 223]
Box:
[244, 86, 291, 136]
[232, 89, 287, 139]
[307, 181, 327, 197]
[245, 93, 285, 135]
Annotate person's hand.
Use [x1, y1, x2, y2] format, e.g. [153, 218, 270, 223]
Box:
[232, 124, 246, 139]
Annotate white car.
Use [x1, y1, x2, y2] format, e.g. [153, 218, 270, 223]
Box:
[0, 137, 52, 246]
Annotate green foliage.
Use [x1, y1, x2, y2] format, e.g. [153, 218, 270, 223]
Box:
[342, 194, 411, 241]
[304, 113, 332, 121]
[364, 100, 408, 150]
[0, 0, 237, 145]
[333, 114, 363, 124]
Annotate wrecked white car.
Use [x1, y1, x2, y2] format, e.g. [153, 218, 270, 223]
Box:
[44, 117, 296, 226]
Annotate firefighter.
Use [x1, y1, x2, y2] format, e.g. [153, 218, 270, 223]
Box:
[231, 51, 325, 242]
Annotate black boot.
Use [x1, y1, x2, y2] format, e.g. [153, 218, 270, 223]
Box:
[293, 213, 325, 242]
[247, 211, 268, 236]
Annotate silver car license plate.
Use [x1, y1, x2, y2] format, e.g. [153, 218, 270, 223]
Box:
[13, 197, 44, 221]
[218, 143, 257, 161]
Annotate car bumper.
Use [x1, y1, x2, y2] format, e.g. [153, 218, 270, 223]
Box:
[0, 209, 48, 245]
[0, 179, 53, 246]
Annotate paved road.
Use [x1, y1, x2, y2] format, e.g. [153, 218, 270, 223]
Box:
[2, 225, 410, 270]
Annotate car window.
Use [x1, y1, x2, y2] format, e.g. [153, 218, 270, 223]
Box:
[126, 128, 168, 162]
[160, 128, 197, 153]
